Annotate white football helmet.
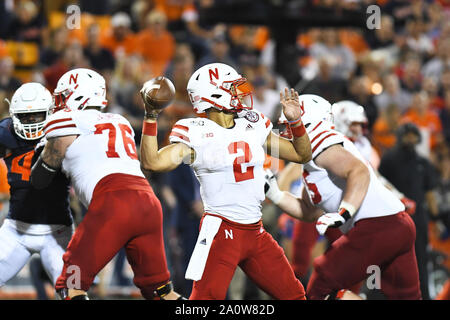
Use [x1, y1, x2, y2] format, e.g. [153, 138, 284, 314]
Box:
[9, 82, 53, 140]
[186, 63, 253, 114]
[53, 68, 107, 112]
[331, 100, 367, 138]
[296, 94, 333, 129]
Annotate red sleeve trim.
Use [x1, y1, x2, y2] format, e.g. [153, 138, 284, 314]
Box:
[45, 124, 77, 135]
[312, 133, 337, 153]
[170, 131, 190, 142]
[173, 124, 189, 133]
[43, 118, 73, 131]
[310, 130, 329, 144]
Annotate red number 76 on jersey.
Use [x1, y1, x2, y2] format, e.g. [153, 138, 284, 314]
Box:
[94, 123, 138, 160]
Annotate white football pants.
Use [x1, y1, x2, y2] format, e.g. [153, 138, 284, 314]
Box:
[0, 219, 73, 287]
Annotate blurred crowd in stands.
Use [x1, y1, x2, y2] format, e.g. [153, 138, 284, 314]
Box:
[0, 0, 448, 299]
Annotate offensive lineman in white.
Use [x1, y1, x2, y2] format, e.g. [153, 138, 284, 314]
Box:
[140, 63, 312, 300]
[31, 68, 181, 300]
[264, 94, 422, 299]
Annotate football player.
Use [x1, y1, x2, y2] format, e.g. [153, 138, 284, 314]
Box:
[264, 94, 421, 299]
[274, 100, 418, 287]
[0, 83, 74, 291]
[331, 100, 417, 214]
[30, 68, 182, 300]
[139, 62, 312, 300]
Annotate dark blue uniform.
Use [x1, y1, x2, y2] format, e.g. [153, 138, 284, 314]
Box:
[0, 118, 72, 226]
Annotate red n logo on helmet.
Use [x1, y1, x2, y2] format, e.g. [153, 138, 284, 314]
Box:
[209, 68, 219, 85]
[299, 100, 305, 116]
[69, 73, 78, 85]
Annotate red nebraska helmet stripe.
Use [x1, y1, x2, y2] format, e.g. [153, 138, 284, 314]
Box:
[310, 121, 323, 132]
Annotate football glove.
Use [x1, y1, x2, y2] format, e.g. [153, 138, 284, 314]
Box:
[264, 169, 284, 205]
[316, 212, 347, 236]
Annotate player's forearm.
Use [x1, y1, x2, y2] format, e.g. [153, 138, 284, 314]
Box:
[140, 124, 163, 171]
[278, 162, 302, 191]
[292, 133, 312, 163]
[140, 120, 183, 172]
[278, 192, 321, 222]
[288, 119, 312, 163]
[341, 164, 370, 214]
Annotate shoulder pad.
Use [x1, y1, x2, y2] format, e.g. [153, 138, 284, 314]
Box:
[309, 126, 345, 159]
[0, 118, 19, 149]
[169, 118, 197, 147]
[44, 110, 81, 139]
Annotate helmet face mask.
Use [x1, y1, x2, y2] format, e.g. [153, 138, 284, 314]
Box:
[187, 63, 253, 115]
[9, 83, 53, 141]
[53, 68, 107, 113]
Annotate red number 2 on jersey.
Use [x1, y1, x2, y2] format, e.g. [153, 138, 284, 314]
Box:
[94, 123, 138, 160]
[228, 141, 254, 182]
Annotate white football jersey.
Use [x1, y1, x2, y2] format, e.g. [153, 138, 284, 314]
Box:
[169, 110, 272, 224]
[303, 121, 404, 233]
[353, 135, 372, 164]
[44, 109, 144, 207]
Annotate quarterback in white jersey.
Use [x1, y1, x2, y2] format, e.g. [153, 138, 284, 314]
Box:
[265, 94, 421, 300]
[140, 63, 311, 300]
[31, 68, 181, 300]
[169, 112, 270, 224]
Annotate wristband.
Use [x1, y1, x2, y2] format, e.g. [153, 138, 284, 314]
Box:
[290, 122, 306, 138]
[339, 200, 357, 220]
[142, 121, 157, 136]
[288, 117, 303, 126]
[268, 189, 285, 205]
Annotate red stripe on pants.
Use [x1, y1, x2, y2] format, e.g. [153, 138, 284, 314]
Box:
[55, 174, 170, 298]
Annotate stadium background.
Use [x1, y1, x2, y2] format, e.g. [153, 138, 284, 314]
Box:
[0, 0, 448, 300]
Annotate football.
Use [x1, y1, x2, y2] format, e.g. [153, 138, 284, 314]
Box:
[141, 76, 176, 110]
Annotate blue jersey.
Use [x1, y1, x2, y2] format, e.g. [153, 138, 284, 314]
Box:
[0, 118, 72, 225]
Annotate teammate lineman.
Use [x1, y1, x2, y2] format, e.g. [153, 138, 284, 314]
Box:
[264, 94, 421, 300]
[31, 68, 182, 300]
[140, 62, 312, 300]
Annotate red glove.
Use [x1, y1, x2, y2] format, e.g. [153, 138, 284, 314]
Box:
[401, 197, 416, 215]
